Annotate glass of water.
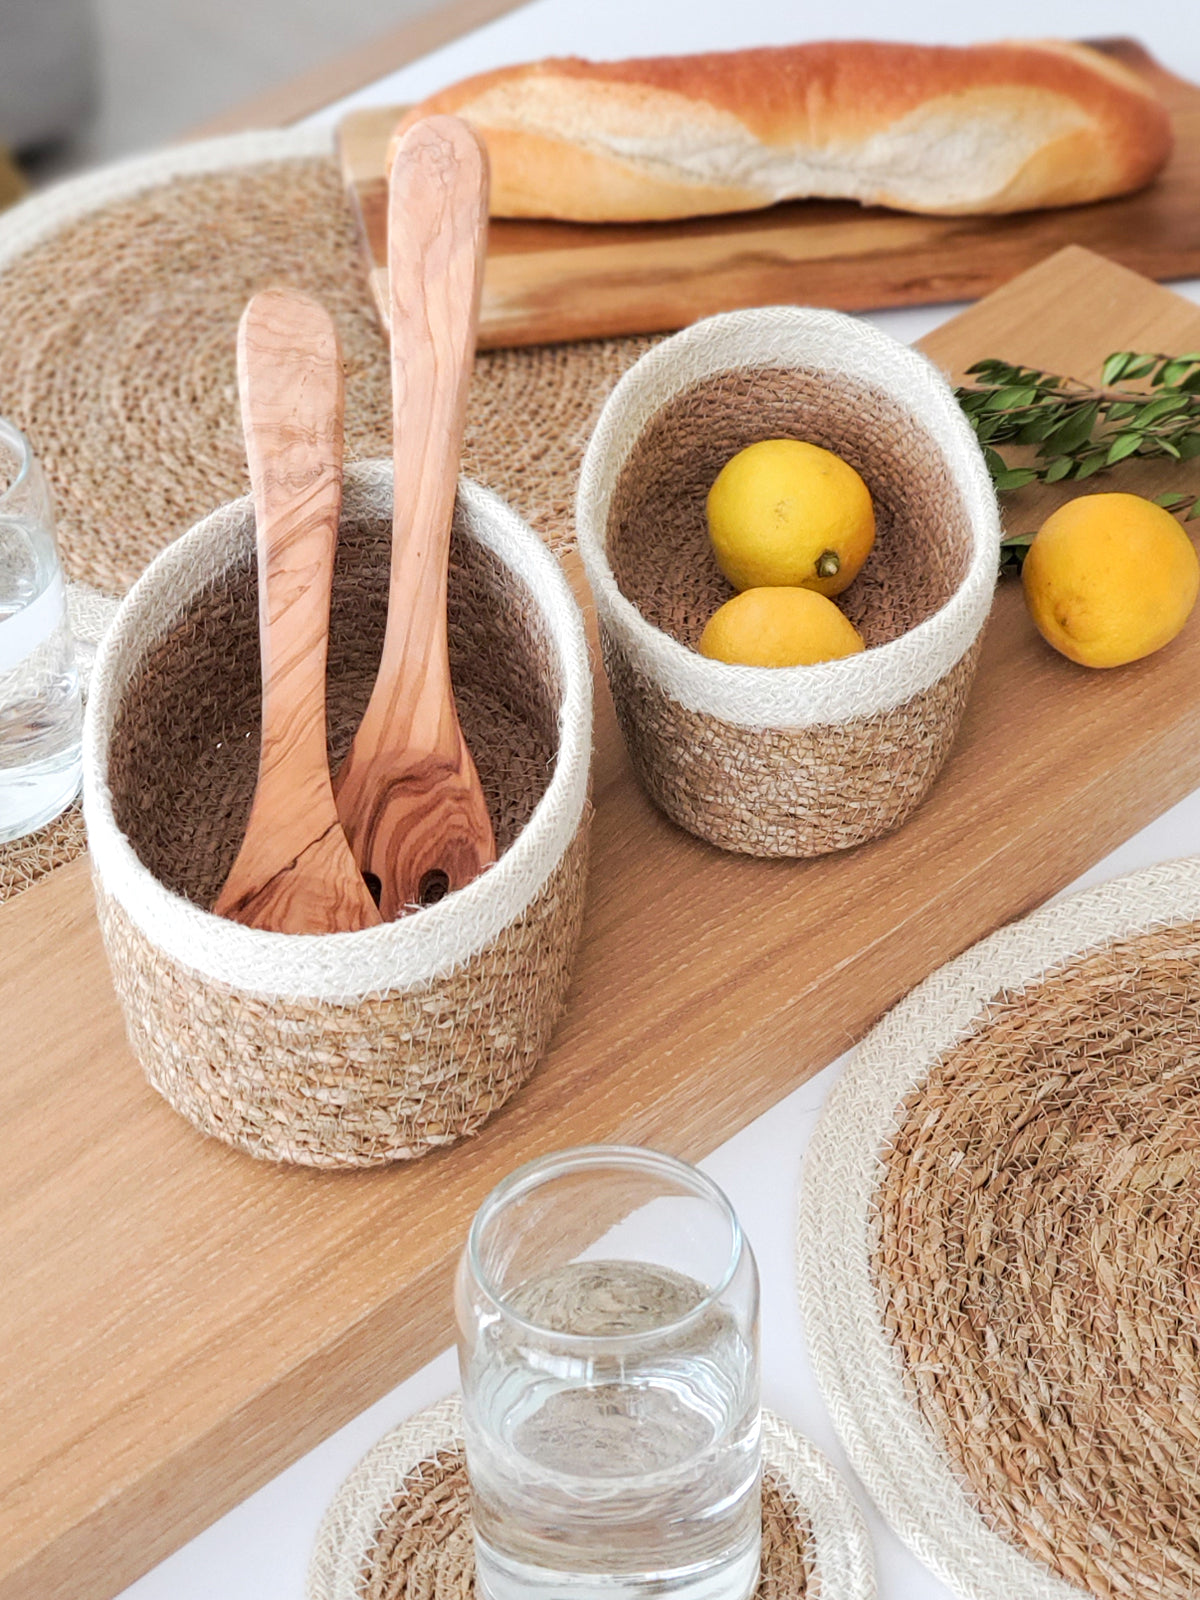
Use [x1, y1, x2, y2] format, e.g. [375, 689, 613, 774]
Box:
[0, 419, 82, 842]
[457, 1145, 761, 1600]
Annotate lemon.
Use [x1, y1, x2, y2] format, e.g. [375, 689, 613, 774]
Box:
[706, 439, 875, 596]
[698, 587, 865, 667]
[1022, 493, 1200, 668]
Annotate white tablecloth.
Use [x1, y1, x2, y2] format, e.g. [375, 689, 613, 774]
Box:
[120, 3, 1200, 1595]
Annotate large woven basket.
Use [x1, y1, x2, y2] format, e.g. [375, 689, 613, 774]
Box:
[577, 307, 1000, 857]
[83, 464, 592, 1167]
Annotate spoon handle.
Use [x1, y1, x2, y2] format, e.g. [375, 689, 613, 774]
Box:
[214, 288, 381, 932]
[335, 116, 496, 917]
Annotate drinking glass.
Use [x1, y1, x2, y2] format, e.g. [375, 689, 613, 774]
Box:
[457, 1145, 761, 1600]
[0, 419, 82, 842]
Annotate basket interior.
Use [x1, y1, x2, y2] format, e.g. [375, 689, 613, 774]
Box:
[106, 499, 563, 911]
[605, 367, 974, 650]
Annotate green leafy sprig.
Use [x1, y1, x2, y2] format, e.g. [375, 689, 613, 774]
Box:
[956, 351, 1200, 573]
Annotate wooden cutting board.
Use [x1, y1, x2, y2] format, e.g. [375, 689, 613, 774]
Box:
[340, 39, 1200, 348]
[6, 246, 1200, 1600]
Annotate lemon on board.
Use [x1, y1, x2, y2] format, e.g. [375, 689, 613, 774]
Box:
[706, 439, 875, 596]
[698, 587, 865, 667]
[1022, 492, 1200, 668]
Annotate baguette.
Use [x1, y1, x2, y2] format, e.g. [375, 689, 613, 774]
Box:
[393, 40, 1173, 222]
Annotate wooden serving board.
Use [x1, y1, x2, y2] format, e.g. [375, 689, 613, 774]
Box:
[340, 39, 1200, 348]
[5, 247, 1200, 1600]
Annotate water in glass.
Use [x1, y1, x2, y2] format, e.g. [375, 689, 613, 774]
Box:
[460, 1149, 761, 1600]
[0, 436, 82, 841]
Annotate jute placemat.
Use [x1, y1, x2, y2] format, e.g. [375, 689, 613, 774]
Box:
[0, 127, 654, 903]
[799, 857, 1200, 1600]
[309, 1397, 875, 1600]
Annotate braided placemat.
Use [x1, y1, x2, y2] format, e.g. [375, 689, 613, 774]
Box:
[309, 1396, 873, 1600]
[0, 128, 653, 902]
[799, 857, 1200, 1600]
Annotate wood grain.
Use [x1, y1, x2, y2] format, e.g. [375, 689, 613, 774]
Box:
[5, 248, 1200, 1600]
[333, 117, 496, 919]
[213, 288, 380, 933]
[340, 39, 1200, 349]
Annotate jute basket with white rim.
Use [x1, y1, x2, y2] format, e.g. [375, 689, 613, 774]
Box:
[308, 1396, 876, 1600]
[83, 463, 592, 1167]
[577, 307, 1000, 857]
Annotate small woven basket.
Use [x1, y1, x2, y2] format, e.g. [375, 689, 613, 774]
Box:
[577, 307, 1000, 857]
[83, 463, 592, 1167]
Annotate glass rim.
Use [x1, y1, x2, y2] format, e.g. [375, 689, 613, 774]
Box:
[465, 1144, 746, 1346]
[0, 418, 33, 507]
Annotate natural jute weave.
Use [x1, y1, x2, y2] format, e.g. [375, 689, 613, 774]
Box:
[577, 309, 1000, 857]
[799, 857, 1200, 1600]
[308, 1397, 875, 1600]
[83, 467, 592, 1165]
[0, 128, 651, 899]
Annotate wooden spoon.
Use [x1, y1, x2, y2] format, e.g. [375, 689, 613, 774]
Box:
[334, 115, 496, 920]
[213, 287, 382, 933]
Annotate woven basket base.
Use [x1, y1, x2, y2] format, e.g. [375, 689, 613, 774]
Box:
[603, 628, 980, 856]
[310, 1400, 876, 1600]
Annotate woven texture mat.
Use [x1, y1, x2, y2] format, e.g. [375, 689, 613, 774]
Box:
[799, 860, 1200, 1600]
[875, 922, 1200, 1600]
[309, 1398, 875, 1600]
[0, 150, 653, 902]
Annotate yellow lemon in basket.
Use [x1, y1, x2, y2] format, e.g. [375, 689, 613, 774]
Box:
[698, 587, 865, 667]
[1022, 493, 1200, 668]
[706, 439, 875, 596]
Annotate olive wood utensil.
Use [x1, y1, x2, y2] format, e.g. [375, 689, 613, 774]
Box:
[334, 115, 496, 919]
[213, 287, 382, 934]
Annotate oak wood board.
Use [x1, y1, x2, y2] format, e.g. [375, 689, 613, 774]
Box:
[339, 39, 1200, 349]
[5, 247, 1200, 1600]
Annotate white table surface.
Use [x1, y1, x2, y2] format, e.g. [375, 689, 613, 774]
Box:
[119, 3, 1200, 1596]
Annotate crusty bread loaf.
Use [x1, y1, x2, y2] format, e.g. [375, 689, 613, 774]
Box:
[393, 40, 1173, 222]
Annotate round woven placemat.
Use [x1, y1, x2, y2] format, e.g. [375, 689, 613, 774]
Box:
[309, 1397, 875, 1600]
[799, 857, 1200, 1600]
[0, 128, 653, 899]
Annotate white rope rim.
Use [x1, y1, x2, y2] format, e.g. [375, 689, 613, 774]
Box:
[83, 464, 593, 1002]
[576, 306, 1000, 729]
[797, 855, 1200, 1600]
[307, 1396, 875, 1600]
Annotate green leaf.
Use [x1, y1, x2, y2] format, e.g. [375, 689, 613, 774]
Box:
[1046, 402, 1099, 452]
[1159, 360, 1198, 387]
[992, 467, 1040, 491]
[1159, 437, 1183, 458]
[1102, 351, 1136, 384]
[984, 386, 1039, 411]
[1074, 453, 1109, 479]
[983, 445, 1008, 477]
[1043, 455, 1075, 483]
[1106, 402, 1138, 421]
[1153, 492, 1190, 510]
[1106, 432, 1145, 464]
[1137, 394, 1191, 424]
[1178, 434, 1200, 459]
[1189, 499, 1200, 520]
[1123, 356, 1158, 381]
[1017, 411, 1065, 443]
